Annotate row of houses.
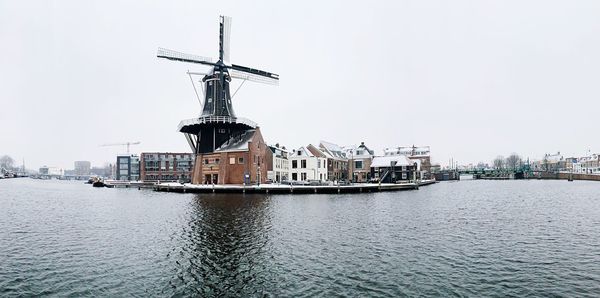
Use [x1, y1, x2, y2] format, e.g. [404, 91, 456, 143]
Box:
[114, 142, 432, 184]
[531, 152, 600, 174]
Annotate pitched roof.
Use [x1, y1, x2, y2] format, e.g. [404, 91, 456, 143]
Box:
[215, 130, 256, 152]
[290, 146, 316, 158]
[319, 141, 347, 159]
[371, 155, 413, 168]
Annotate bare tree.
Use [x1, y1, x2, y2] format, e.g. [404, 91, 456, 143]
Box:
[505, 153, 522, 170]
[493, 155, 505, 170]
[0, 155, 15, 170]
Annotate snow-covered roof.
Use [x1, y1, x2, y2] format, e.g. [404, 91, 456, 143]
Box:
[371, 155, 413, 168]
[290, 146, 316, 158]
[344, 142, 374, 158]
[319, 140, 347, 159]
[215, 130, 256, 152]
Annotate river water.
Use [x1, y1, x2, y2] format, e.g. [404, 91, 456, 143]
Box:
[1, 178, 599, 297]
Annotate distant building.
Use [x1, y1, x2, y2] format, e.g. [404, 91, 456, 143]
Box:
[39, 166, 64, 176]
[191, 128, 272, 185]
[267, 144, 290, 183]
[74, 161, 91, 176]
[116, 155, 140, 181]
[289, 146, 328, 182]
[370, 155, 418, 183]
[140, 152, 194, 182]
[90, 165, 113, 178]
[344, 142, 374, 183]
[384, 145, 432, 179]
[573, 154, 600, 174]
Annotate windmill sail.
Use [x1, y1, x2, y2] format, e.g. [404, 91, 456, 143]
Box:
[157, 48, 215, 66]
[220, 16, 232, 63]
[229, 64, 279, 85]
[230, 69, 279, 85]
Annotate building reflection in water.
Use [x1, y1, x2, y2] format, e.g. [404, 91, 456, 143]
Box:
[163, 193, 274, 296]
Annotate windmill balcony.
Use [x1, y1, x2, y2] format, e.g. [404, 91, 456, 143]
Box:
[177, 116, 257, 132]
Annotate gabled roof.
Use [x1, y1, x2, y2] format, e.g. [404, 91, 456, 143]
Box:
[306, 144, 327, 158]
[215, 130, 256, 152]
[290, 146, 316, 158]
[344, 142, 374, 158]
[319, 140, 347, 159]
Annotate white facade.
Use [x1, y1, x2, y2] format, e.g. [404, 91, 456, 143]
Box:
[573, 154, 600, 174]
[289, 146, 328, 182]
[268, 145, 290, 182]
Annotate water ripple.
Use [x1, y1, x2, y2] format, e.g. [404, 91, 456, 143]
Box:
[1, 179, 600, 296]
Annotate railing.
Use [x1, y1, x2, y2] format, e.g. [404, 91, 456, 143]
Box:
[177, 116, 257, 131]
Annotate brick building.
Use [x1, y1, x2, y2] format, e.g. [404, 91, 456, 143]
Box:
[140, 152, 194, 182]
[345, 142, 374, 183]
[191, 128, 272, 185]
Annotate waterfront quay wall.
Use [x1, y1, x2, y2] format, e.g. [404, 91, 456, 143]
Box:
[153, 181, 437, 194]
[531, 172, 600, 182]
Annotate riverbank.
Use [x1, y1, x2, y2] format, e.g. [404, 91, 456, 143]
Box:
[531, 172, 600, 182]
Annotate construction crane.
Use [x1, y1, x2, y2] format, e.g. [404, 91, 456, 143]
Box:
[100, 141, 141, 154]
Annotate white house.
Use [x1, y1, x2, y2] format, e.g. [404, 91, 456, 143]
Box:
[267, 144, 290, 182]
[289, 146, 328, 182]
[573, 154, 600, 174]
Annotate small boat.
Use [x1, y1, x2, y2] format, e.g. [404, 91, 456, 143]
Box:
[92, 179, 105, 187]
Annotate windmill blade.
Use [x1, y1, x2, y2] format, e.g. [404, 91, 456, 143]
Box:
[187, 70, 211, 76]
[157, 48, 215, 66]
[221, 16, 232, 63]
[229, 64, 279, 85]
[229, 69, 279, 85]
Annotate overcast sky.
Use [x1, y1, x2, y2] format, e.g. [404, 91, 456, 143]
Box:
[1, 0, 600, 170]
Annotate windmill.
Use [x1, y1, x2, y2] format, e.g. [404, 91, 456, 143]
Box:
[157, 16, 278, 154]
[157, 16, 278, 119]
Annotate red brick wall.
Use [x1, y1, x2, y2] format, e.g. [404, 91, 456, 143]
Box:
[190, 128, 272, 185]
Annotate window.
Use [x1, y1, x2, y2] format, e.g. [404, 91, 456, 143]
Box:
[292, 173, 298, 180]
[229, 157, 236, 165]
[318, 160, 321, 168]
[215, 158, 220, 164]
[301, 173, 307, 180]
[301, 160, 307, 168]
[218, 129, 226, 133]
[292, 160, 297, 169]
[204, 159, 209, 165]
[238, 157, 244, 164]
[355, 160, 363, 169]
